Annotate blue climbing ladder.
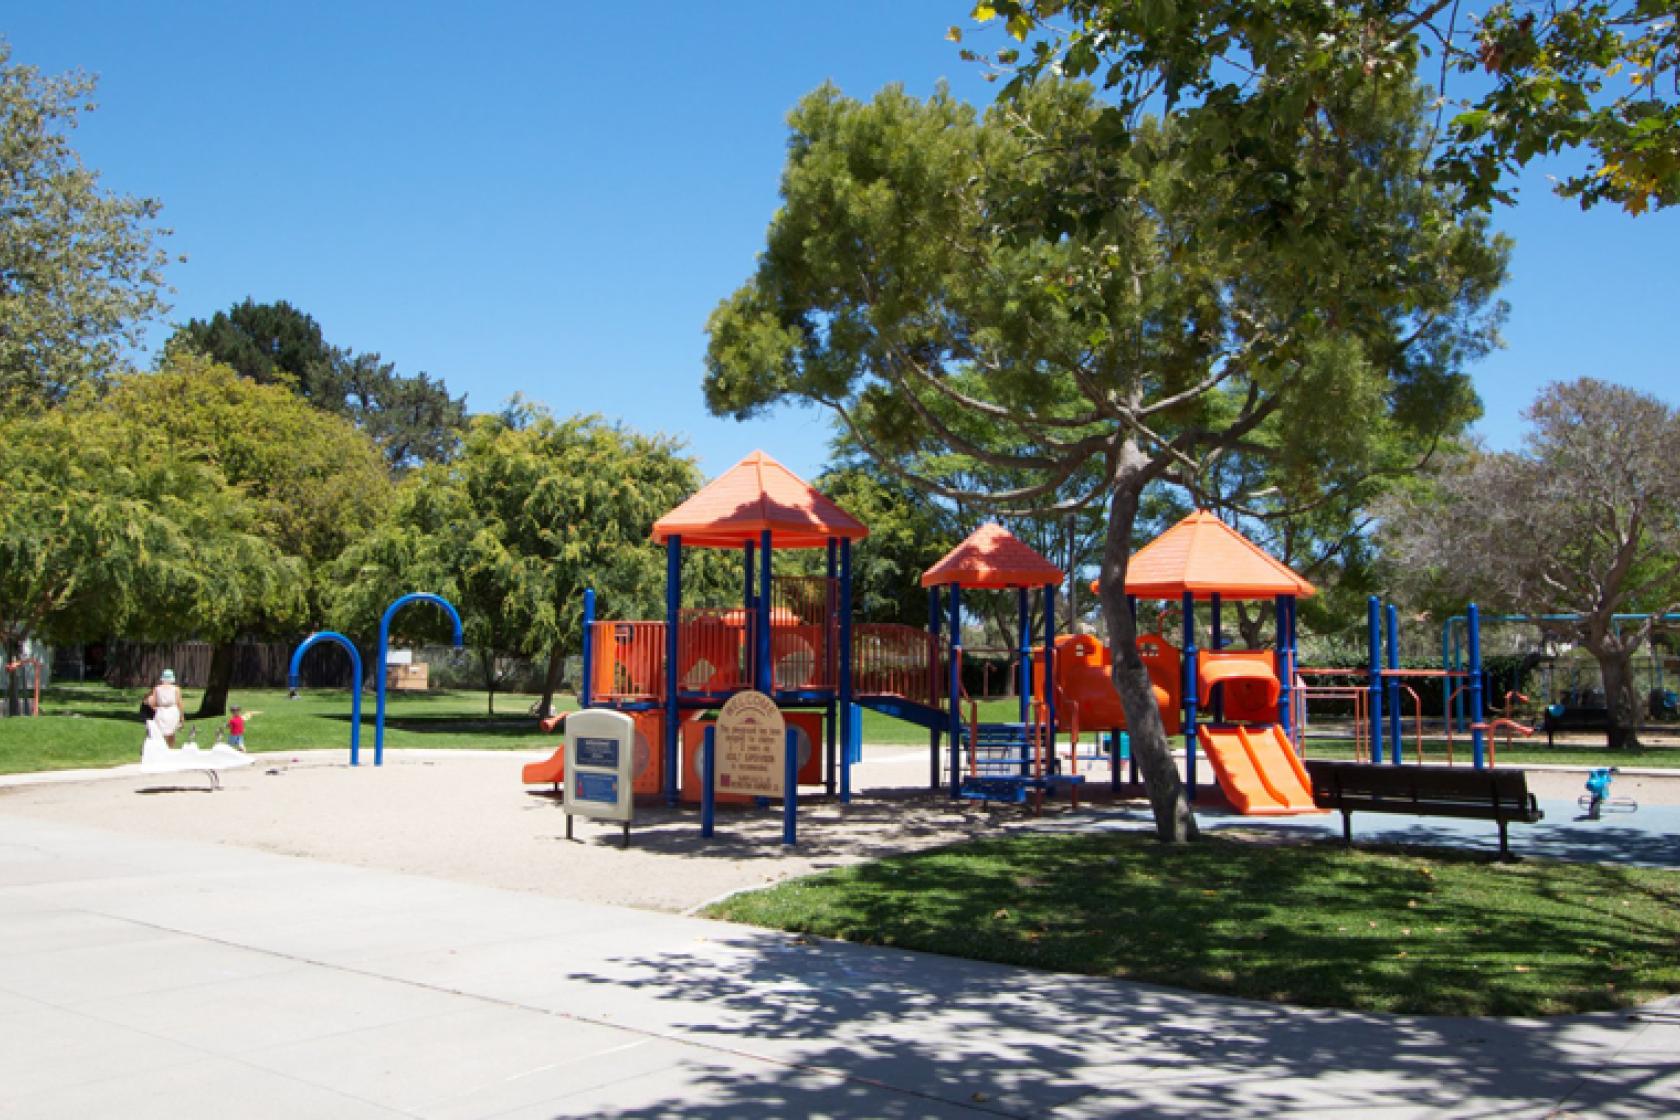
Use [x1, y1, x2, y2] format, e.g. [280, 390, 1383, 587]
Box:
[958, 721, 1083, 805]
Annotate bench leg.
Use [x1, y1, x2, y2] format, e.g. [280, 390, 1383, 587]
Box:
[1498, 819, 1514, 862]
[1341, 809, 1353, 847]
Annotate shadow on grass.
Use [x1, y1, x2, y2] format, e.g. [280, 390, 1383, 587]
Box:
[705, 830, 1680, 1019]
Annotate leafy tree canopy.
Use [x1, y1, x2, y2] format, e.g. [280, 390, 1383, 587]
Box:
[704, 77, 1505, 839]
[327, 403, 710, 713]
[961, 1, 1680, 214]
[0, 389, 301, 710]
[170, 299, 466, 470]
[1379, 377, 1680, 746]
[0, 41, 172, 415]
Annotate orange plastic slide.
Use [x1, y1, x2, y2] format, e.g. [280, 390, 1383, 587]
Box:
[521, 712, 571, 786]
[1195, 724, 1322, 815]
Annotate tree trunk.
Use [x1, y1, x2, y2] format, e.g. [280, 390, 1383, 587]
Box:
[539, 646, 565, 717]
[1595, 647, 1642, 749]
[1101, 479, 1199, 842]
[194, 641, 235, 718]
[3, 636, 19, 718]
[1235, 601, 1269, 650]
[479, 649, 498, 716]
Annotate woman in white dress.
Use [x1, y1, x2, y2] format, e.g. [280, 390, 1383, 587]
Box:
[144, 669, 185, 746]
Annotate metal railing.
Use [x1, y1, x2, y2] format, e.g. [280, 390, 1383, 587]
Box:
[852, 623, 942, 708]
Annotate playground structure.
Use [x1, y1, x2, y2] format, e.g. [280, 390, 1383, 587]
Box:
[1293, 604, 1680, 766]
[1067, 511, 1319, 814]
[540, 453, 1095, 808]
[285, 593, 463, 766]
[546, 464, 1332, 815]
[920, 522, 1078, 806]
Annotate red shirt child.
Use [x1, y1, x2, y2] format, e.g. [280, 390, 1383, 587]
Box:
[227, 707, 246, 749]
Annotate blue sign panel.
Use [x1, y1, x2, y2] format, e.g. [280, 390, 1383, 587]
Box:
[575, 736, 619, 769]
[575, 773, 619, 804]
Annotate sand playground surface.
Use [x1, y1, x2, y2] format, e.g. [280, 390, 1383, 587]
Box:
[2, 746, 1676, 914]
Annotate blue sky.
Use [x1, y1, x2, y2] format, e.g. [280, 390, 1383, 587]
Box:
[10, 1, 1676, 481]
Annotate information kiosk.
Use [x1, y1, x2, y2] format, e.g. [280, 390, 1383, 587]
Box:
[562, 708, 638, 847]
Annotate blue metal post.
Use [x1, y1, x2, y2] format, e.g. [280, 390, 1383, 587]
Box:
[825, 538, 838, 797]
[1288, 596, 1300, 734]
[1182, 592, 1198, 797]
[1044, 584, 1058, 748]
[838, 539, 854, 803]
[375, 593, 463, 767]
[701, 725, 716, 838]
[1387, 602, 1403, 763]
[1367, 595, 1386, 764]
[948, 583, 964, 797]
[580, 589, 595, 709]
[1441, 618, 1455, 738]
[758, 530, 774, 695]
[288, 632, 364, 763]
[743, 541, 755, 685]
[1017, 586, 1031, 726]
[1469, 602, 1487, 769]
[664, 536, 681, 805]
[1128, 593, 1140, 786]
[928, 585, 942, 791]
[1275, 596, 1291, 737]
[1210, 592, 1224, 724]
[782, 726, 798, 846]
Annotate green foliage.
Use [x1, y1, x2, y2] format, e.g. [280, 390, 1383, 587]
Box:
[707, 830, 1680, 1016]
[969, 1, 1679, 214]
[171, 299, 467, 470]
[806, 462, 961, 624]
[705, 74, 1505, 840]
[328, 404, 705, 680]
[106, 353, 391, 587]
[0, 41, 171, 414]
[0, 388, 302, 662]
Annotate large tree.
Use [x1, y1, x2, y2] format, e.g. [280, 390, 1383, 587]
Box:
[328, 404, 708, 715]
[0, 41, 171, 415]
[171, 299, 466, 470]
[705, 79, 1504, 840]
[1380, 378, 1680, 748]
[0, 393, 300, 714]
[105, 353, 391, 714]
[962, 1, 1680, 215]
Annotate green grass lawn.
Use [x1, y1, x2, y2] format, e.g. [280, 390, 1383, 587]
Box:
[706, 831, 1680, 1017]
[0, 684, 570, 775]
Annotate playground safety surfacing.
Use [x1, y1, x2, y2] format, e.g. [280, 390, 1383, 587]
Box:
[2, 800, 1679, 1116]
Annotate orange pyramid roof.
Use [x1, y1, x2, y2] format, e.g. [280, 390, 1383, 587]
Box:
[1112, 510, 1315, 601]
[921, 523, 1065, 589]
[651, 451, 868, 550]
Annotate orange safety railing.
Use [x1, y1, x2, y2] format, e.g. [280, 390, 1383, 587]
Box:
[590, 621, 667, 702]
[853, 623, 942, 708]
[1293, 668, 1370, 760]
[771, 576, 838, 688]
[1400, 684, 1426, 763]
[677, 608, 751, 692]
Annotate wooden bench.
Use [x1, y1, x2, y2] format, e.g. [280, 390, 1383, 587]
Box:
[1303, 760, 1543, 859]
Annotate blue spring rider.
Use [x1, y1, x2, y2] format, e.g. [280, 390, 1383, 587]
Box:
[1579, 767, 1638, 820]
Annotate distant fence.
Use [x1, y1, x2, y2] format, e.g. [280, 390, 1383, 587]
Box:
[104, 641, 357, 689]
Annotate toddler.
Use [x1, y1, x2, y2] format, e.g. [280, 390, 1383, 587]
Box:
[227, 706, 247, 750]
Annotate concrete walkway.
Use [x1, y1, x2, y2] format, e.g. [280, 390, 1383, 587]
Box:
[1, 813, 1677, 1118]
